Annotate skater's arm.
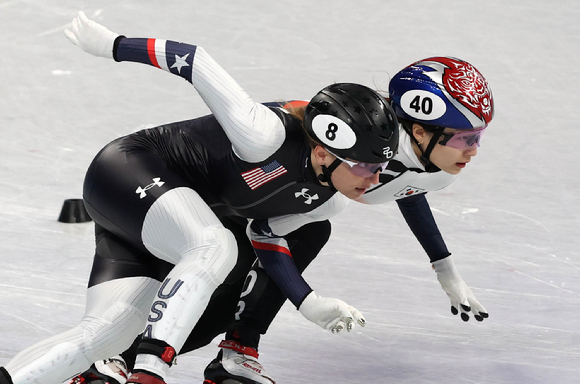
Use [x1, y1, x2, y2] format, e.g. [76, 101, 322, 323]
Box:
[249, 218, 366, 333]
[65, 11, 285, 163]
[248, 219, 313, 308]
[397, 194, 489, 322]
[396, 193, 450, 262]
[247, 194, 349, 307]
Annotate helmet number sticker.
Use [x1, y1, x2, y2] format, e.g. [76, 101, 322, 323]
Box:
[326, 123, 338, 141]
[401, 90, 446, 121]
[311, 114, 357, 149]
[410, 95, 433, 114]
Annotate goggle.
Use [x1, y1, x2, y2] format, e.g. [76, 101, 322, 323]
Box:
[329, 151, 389, 178]
[438, 127, 486, 150]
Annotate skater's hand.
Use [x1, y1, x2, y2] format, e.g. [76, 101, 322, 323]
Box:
[432, 256, 489, 322]
[65, 11, 120, 59]
[298, 291, 366, 333]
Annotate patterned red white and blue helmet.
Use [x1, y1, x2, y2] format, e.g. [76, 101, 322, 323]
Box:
[389, 57, 494, 130]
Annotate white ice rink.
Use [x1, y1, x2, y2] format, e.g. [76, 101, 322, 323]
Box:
[1, 1, 579, 383]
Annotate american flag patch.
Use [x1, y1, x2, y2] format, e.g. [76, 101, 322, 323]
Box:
[241, 161, 287, 190]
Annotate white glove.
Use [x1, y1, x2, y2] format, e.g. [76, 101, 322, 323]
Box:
[432, 256, 489, 322]
[298, 291, 366, 333]
[64, 11, 120, 59]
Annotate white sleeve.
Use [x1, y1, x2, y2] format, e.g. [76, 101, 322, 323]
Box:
[191, 47, 286, 162]
[253, 194, 350, 238]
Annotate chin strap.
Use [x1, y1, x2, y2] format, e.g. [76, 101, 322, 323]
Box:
[408, 126, 444, 173]
[317, 158, 342, 192]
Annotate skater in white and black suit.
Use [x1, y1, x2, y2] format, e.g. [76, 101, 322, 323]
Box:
[69, 56, 496, 384]
[0, 12, 399, 384]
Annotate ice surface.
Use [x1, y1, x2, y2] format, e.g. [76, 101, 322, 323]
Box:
[1, 1, 579, 383]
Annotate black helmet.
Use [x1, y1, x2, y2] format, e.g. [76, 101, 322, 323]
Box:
[304, 83, 399, 164]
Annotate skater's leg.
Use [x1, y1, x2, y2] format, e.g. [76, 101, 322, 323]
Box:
[203, 220, 331, 384]
[129, 188, 239, 382]
[65, 216, 255, 384]
[2, 276, 158, 384]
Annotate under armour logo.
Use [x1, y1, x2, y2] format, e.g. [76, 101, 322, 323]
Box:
[136, 177, 165, 199]
[295, 188, 319, 205]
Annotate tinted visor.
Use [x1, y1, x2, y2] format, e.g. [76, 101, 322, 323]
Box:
[329, 151, 389, 177]
[439, 127, 486, 149]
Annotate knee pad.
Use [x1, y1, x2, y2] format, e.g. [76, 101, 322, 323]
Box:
[190, 225, 238, 284]
[204, 225, 237, 255]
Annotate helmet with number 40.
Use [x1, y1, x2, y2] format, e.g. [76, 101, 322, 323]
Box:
[389, 57, 494, 130]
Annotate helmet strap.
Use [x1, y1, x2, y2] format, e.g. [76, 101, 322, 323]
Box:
[317, 158, 342, 192]
[416, 126, 444, 172]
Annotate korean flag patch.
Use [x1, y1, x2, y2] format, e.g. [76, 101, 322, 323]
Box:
[395, 185, 425, 198]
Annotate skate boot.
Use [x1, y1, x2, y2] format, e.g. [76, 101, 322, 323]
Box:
[66, 356, 129, 384]
[203, 340, 275, 384]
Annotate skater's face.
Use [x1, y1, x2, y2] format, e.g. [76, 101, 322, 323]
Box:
[311, 146, 380, 200]
[412, 124, 480, 175]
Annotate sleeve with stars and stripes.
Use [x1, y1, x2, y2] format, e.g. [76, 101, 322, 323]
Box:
[112, 36, 285, 163]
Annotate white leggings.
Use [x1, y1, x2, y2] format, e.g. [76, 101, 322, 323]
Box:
[5, 188, 238, 384]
